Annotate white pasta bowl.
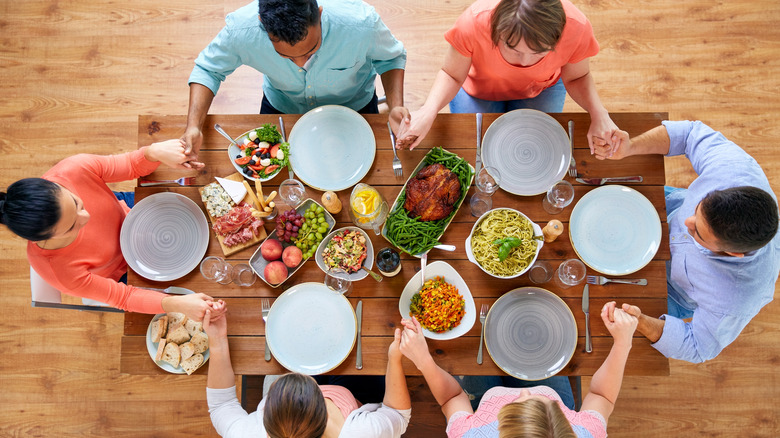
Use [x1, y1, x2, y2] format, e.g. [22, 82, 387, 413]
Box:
[465, 208, 544, 279]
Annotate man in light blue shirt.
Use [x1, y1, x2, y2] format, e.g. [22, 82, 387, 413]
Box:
[594, 120, 780, 363]
[183, 0, 407, 157]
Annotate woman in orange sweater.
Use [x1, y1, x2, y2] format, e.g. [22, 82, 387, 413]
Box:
[1, 140, 223, 321]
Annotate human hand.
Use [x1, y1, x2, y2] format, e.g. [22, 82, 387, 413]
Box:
[398, 317, 432, 369]
[395, 108, 435, 150]
[162, 292, 217, 322]
[593, 130, 630, 160]
[181, 126, 204, 160]
[202, 301, 228, 339]
[145, 139, 204, 170]
[601, 301, 638, 348]
[388, 327, 403, 363]
[586, 114, 619, 155]
[388, 106, 410, 136]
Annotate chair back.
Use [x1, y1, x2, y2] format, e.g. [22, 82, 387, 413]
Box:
[30, 266, 123, 313]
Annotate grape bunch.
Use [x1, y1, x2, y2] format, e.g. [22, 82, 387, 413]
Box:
[275, 209, 303, 242]
[294, 203, 330, 259]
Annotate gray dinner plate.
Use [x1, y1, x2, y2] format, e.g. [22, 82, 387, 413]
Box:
[485, 287, 577, 380]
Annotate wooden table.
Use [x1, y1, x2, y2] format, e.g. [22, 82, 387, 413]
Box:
[121, 112, 670, 377]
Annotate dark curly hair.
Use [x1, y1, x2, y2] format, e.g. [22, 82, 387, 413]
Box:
[701, 186, 779, 253]
[0, 178, 62, 241]
[259, 0, 321, 45]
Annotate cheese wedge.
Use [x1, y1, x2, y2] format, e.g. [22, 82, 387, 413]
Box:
[216, 176, 248, 205]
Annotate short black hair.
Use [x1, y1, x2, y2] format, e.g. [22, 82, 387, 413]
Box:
[259, 0, 320, 45]
[701, 186, 779, 253]
[0, 178, 62, 241]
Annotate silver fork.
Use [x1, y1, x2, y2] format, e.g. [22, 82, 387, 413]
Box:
[261, 298, 272, 361]
[477, 303, 489, 364]
[387, 122, 403, 177]
[139, 176, 196, 186]
[586, 275, 647, 286]
[567, 120, 577, 177]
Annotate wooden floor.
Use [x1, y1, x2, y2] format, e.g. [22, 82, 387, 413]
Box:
[1, 0, 778, 436]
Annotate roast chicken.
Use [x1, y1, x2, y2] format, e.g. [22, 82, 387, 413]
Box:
[403, 163, 462, 221]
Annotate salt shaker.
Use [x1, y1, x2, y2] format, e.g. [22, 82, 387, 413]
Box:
[542, 219, 564, 243]
[376, 247, 402, 277]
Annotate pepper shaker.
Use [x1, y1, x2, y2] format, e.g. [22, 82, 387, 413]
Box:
[542, 219, 564, 243]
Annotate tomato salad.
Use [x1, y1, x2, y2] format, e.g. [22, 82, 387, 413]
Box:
[234, 124, 290, 179]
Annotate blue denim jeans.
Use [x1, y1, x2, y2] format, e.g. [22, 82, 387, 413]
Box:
[456, 375, 575, 411]
[114, 191, 134, 284]
[449, 79, 566, 114]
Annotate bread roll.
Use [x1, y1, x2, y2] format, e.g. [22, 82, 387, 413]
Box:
[167, 324, 191, 345]
[190, 332, 209, 354]
[161, 342, 181, 368]
[180, 353, 204, 375]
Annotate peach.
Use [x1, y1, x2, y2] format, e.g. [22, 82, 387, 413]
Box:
[264, 261, 288, 285]
[261, 238, 283, 261]
[282, 246, 303, 268]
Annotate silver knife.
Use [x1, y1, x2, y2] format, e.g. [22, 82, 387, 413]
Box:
[582, 284, 592, 353]
[475, 113, 483, 176]
[355, 300, 363, 370]
[576, 176, 643, 185]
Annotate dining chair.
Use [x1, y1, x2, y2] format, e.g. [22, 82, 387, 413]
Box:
[30, 266, 123, 313]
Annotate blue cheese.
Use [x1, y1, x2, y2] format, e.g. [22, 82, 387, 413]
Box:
[201, 182, 234, 217]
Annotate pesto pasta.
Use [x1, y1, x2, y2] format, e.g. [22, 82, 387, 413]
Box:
[470, 209, 538, 277]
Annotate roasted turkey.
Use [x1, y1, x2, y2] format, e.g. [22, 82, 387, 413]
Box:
[403, 163, 461, 221]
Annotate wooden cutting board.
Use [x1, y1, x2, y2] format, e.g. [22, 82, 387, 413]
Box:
[199, 173, 268, 257]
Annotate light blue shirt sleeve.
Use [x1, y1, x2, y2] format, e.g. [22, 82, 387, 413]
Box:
[654, 120, 780, 363]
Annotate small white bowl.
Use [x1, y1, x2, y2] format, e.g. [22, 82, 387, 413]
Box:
[464, 208, 544, 279]
[398, 261, 476, 340]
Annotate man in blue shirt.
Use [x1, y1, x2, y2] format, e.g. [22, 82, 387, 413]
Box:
[183, 0, 407, 157]
[593, 121, 780, 363]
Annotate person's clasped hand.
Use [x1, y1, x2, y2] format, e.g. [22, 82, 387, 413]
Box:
[146, 138, 204, 170]
[593, 130, 630, 161]
[601, 301, 638, 347]
[203, 300, 228, 340]
[398, 317, 432, 369]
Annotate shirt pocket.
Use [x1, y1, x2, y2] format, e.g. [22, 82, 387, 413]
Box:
[323, 60, 362, 93]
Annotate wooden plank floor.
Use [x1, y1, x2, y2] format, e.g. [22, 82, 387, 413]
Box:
[1, 0, 778, 436]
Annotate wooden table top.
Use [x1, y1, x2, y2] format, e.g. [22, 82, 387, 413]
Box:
[121, 111, 670, 377]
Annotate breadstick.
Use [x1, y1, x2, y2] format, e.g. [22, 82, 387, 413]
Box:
[265, 191, 278, 204]
[242, 181, 261, 210]
[254, 180, 267, 209]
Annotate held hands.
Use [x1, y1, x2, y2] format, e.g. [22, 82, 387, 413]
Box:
[163, 293, 226, 323]
[586, 114, 620, 157]
[593, 130, 631, 161]
[394, 109, 434, 151]
[388, 106, 411, 138]
[601, 301, 638, 348]
[146, 139, 204, 170]
[398, 317, 432, 369]
[203, 300, 228, 340]
[180, 126, 204, 163]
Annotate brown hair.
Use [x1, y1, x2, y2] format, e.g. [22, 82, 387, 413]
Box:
[497, 398, 576, 438]
[263, 373, 328, 438]
[490, 0, 566, 53]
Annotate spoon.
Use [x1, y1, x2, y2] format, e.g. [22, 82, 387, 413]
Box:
[420, 251, 428, 289]
[214, 124, 236, 144]
[433, 244, 455, 252]
[362, 266, 383, 282]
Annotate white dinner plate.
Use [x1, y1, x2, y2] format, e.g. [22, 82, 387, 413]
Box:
[398, 261, 476, 340]
[570, 185, 661, 275]
[120, 192, 209, 281]
[266, 282, 357, 375]
[315, 226, 374, 281]
[485, 287, 576, 380]
[481, 109, 570, 196]
[145, 295, 210, 375]
[288, 105, 376, 191]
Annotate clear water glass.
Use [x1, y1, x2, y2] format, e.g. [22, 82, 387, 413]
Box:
[470, 167, 501, 217]
[200, 256, 233, 285]
[542, 180, 575, 214]
[528, 260, 553, 284]
[231, 263, 257, 287]
[554, 259, 586, 289]
[324, 269, 352, 296]
[279, 178, 306, 207]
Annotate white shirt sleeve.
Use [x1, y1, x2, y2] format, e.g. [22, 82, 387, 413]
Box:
[339, 403, 412, 438]
[206, 386, 266, 438]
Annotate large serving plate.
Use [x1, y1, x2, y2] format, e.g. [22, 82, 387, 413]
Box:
[398, 261, 476, 340]
[482, 109, 570, 196]
[266, 283, 357, 375]
[227, 125, 287, 182]
[288, 105, 375, 191]
[485, 287, 577, 380]
[120, 192, 209, 281]
[315, 226, 374, 281]
[570, 185, 661, 275]
[381, 147, 475, 256]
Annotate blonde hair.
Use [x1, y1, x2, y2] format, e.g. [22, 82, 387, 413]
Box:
[497, 398, 576, 438]
[263, 373, 327, 438]
[490, 0, 566, 52]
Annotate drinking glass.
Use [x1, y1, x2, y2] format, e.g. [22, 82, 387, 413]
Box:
[553, 259, 586, 289]
[528, 260, 553, 284]
[542, 180, 575, 214]
[470, 166, 501, 217]
[279, 178, 306, 208]
[324, 269, 353, 296]
[200, 256, 233, 285]
[231, 263, 257, 287]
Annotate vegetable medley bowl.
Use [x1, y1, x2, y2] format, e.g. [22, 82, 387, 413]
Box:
[398, 261, 476, 340]
[227, 124, 290, 182]
[465, 208, 544, 279]
[314, 226, 374, 281]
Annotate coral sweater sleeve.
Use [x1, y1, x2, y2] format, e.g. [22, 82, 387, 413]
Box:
[27, 149, 167, 314]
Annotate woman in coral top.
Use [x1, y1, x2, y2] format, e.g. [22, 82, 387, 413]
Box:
[396, 0, 619, 152]
[0, 140, 223, 321]
[399, 302, 637, 437]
